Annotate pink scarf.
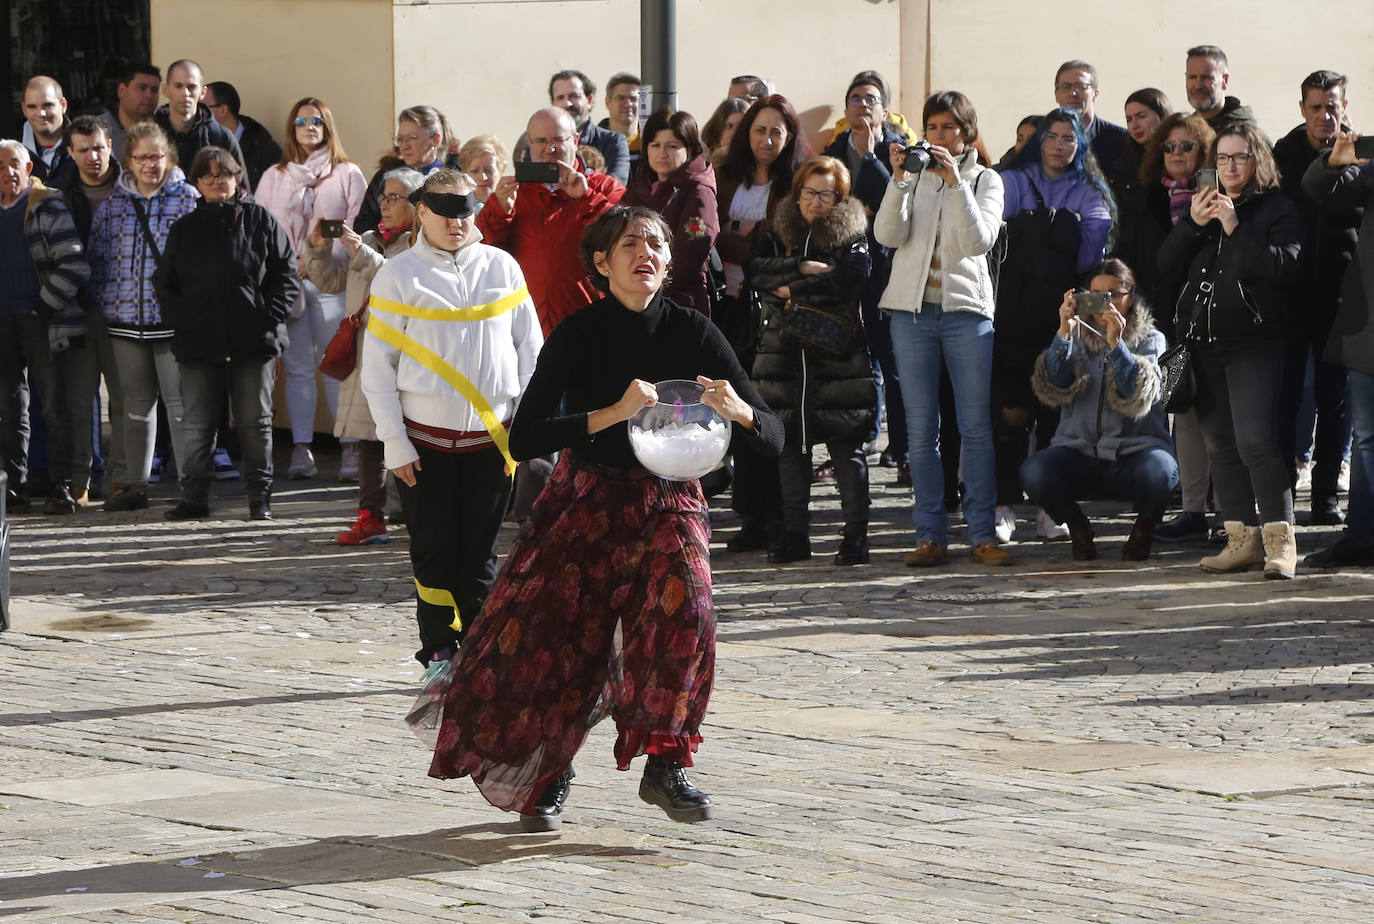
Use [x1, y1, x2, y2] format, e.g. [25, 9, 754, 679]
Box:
[1162, 175, 1196, 226]
[280, 147, 334, 251]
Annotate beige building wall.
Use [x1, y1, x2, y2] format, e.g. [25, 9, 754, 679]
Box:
[150, 0, 394, 174]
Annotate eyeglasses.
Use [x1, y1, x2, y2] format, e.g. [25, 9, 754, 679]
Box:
[394, 133, 432, 147]
[847, 94, 882, 107]
[1161, 140, 1196, 153]
[1216, 152, 1254, 165]
[529, 135, 573, 149]
[1056, 82, 1095, 94]
[131, 153, 166, 164]
[798, 188, 839, 204]
[1043, 132, 1078, 148]
[378, 192, 408, 206]
[294, 116, 326, 127]
[198, 173, 233, 184]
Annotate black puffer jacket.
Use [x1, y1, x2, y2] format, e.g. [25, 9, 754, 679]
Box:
[1156, 187, 1302, 344]
[152, 194, 300, 363]
[745, 196, 876, 447]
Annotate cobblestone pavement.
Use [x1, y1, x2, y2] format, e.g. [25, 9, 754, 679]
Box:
[2, 449, 1373, 922]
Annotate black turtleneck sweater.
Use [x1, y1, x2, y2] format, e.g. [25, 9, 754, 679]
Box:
[509, 291, 783, 468]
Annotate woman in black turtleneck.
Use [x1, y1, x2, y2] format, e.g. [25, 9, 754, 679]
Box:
[411, 205, 782, 833]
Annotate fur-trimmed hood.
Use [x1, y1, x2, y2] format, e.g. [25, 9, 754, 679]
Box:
[770, 195, 868, 254]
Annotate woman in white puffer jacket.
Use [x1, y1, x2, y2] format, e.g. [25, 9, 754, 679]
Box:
[873, 90, 1006, 568]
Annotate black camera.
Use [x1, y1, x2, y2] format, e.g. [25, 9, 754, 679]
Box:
[902, 140, 933, 174]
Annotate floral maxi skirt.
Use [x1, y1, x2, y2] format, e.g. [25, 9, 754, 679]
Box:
[407, 451, 715, 814]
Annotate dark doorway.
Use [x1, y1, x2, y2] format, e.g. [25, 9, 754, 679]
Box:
[5, 0, 152, 121]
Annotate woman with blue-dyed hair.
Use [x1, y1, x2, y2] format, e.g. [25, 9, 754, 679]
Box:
[990, 108, 1115, 543]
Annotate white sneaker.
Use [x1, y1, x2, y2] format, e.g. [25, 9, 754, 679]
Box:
[1035, 508, 1070, 541]
[338, 443, 359, 483]
[1339, 459, 1351, 493]
[1294, 459, 1312, 492]
[288, 444, 317, 480]
[994, 505, 1017, 543]
[213, 447, 240, 481]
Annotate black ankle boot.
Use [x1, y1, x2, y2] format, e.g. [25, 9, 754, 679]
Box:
[767, 532, 811, 564]
[519, 765, 574, 832]
[834, 534, 869, 566]
[639, 755, 713, 823]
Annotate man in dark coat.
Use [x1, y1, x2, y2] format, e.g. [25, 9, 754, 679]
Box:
[1273, 70, 1360, 525]
[153, 60, 248, 187]
[205, 81, 282, 189]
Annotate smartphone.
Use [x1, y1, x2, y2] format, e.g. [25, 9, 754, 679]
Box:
[1196, 168, 1218, 192]
[1072, 290, 1111, 315]
[514, 161, 561, 184]
[319, 219, 344, 239]
[1354, 137, 1374, 159]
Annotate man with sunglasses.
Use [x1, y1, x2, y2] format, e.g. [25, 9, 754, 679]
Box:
[153, 59, 249, 190]
[1273, 70, 1359, 527]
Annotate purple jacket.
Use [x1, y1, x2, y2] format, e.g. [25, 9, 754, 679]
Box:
[1001, 163, 1112, 273]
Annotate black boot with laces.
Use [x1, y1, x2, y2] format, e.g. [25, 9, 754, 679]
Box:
[519, 766, 574, 832]
[639, 755, 713, 822]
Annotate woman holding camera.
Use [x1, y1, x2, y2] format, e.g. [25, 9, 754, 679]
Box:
[994, 109, 1115, 542]
[745, 155, 875, 565]
[625, 109, 718, 315]
[874, 90, 1008, 567]
[1157, 122, 1302, 578]
[714, 95, 812, 552]
[303, 166, 425, 546]
[1020, 258, 1177, 561]
[255, 97, 367, 481]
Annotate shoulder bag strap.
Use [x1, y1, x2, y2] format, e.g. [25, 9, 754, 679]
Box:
[130, 197, 162, 262]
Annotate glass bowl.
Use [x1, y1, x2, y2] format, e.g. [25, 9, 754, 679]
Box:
[628, 379, 732, 482]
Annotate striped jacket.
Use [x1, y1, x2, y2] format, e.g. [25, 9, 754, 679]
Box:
[22, 178, 91, 352]
[88, 168, 199, 339]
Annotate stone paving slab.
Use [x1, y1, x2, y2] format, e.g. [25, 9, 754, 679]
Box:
[3, 458, 1374, 920]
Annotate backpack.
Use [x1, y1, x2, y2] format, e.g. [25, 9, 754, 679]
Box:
[973, 168, 1008, 299]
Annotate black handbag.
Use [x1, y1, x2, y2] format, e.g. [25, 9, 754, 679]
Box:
[775, 298, 859, 357]
[1159, 280, 1214, 413]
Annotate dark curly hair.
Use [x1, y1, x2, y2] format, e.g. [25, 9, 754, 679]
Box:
[579, 205, 674, 292]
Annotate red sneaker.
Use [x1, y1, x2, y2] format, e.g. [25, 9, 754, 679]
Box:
[337, 509, 389, 545]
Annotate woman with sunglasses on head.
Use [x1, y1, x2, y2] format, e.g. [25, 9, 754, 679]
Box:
[255, 97, 368, 482]
[354, 105, 460, 234]
[88, 121, 200, 512]
[993, 108, 1115, 543]
[1157, 122, 1303, 578]
[1118, 113, 1217, 545]
[1020, 258, 1177, 561]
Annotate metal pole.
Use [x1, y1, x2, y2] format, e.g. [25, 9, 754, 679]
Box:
[640, 0, 676, 115]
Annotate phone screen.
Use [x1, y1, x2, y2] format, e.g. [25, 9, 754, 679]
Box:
[1353, 137, 1374, 160]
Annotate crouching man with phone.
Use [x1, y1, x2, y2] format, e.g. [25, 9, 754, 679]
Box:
[1018, 258, 1178, 561]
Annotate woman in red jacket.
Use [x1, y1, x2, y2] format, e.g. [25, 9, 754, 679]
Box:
[624, 109, 718, 315]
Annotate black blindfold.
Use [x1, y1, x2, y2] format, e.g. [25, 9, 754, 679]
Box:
[409, 190, 475, 219]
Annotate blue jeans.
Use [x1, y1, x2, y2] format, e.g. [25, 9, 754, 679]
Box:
[1346, 368, 1374, 546]
[889, 304, 997, 546]
[1021, 444, 1179, 524]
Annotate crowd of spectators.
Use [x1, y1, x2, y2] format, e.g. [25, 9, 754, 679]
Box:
[5, 44, 1374, 586]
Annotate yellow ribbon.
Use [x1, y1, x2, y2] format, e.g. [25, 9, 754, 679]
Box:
[369, 287, 529, 322]
[366, 311, 518, 474]
[414, 578, 463, 631]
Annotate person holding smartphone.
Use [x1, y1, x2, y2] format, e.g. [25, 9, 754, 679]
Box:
[1157, 122, 1303, 578]
[1019, 258, 1177, 560]
[254, 97, 367, 481]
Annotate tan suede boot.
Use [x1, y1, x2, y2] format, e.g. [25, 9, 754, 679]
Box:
[1199, 521, 1264, 573]
[1261, 521, 1297, 580]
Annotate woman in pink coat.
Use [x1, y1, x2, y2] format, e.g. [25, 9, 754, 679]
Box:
[254, 97, 367, 481]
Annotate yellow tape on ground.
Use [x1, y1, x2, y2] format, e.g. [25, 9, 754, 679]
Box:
[415, 578, 463, 631]
[366, 313, 518, 474]
[369, 287, 529, 322]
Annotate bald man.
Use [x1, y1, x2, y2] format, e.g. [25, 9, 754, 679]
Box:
[20, 76, 71, 183]
[152, 59, 248, 186]
[477, 107, 624, 336]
